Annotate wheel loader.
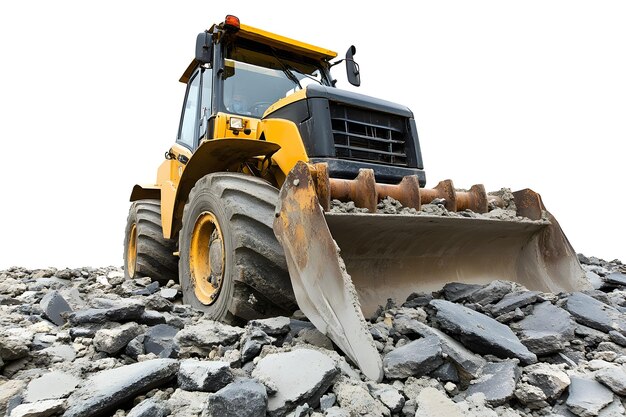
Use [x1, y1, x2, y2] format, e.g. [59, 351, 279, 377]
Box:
[124, 15, 588, 381]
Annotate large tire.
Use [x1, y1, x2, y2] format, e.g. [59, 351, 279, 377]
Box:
[179, 173, 297, 323]
[123, 199, 178, 283]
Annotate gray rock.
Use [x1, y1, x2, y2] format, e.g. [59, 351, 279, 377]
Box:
[368, 383, 404, 413]
[586, 271, 604, 290]
[402, 292, 433, 308]
[332, 379, 389, 417]
[400, 320, 485, 382]
[324, 406, 350, 417]
[292, 403, 311, 417]
[514, 301, 576, 355]
[490, 291, 541, 316]
[294, 328, 334, 350]
[430, 299, 537, 364]
[159, 288, 178, 300]
[565, 292, 626, 334]
[608, 330, 626, 347]
[125, 335, 145, 358]
[68, 308, 108, 325]
[466, 361, 520, 406]
[93, 322, 143, 354]
[241, 329, 274, 363]
[468, 280, 513, 305]
[415, 387, 462, 417]
[383, 336, 443, 379]
[127, 398, 168, 417]
[39, 291, 72, 326]
[252, 348, 338, 417]
[204, 378, 267, 417]
[8, 399, 65, 417]
[144, 324, 179, 357]
[0, 329, 33, 360]
[167, 389, 208, 417]
[431, 362, 460, 383]
[566, 376, 614, 417]
[24, 371, 80, 402]
[604, 273, 626, 287]
[515, 382, 549, 409]
[319, 393, 336, 410]
[524, 363, 570, 401]
[598, 399, 626, 417]
[0, 379, 27, 416]
[595, 367, 626, 395]
[64, 358, 179, 417]
[138, 309, 166, 325]
[175, 321, 244, 355]
[178, 360, 234, 392]
[93, 298, 145, 322]
[495, 307, 525, 323]
[441, 282, 482, 302]
[248, 316, 291, 336]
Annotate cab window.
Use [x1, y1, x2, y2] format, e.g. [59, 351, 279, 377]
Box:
[178, 72, 201, 149]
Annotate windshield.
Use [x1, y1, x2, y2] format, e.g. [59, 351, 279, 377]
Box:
[222, 51, 328, 117]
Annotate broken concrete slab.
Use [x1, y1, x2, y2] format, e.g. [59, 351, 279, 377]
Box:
[24, 371, 80, 402]
[126, 398, 169, 417]
[8, 399, 65, 417]
[143, 324, 179, 357]
[415, 387, 462, 417]
[39, 291, 72, 326]
[175, 320, 244, 355]
[382, 336, 443, 379]
[565, 292, 626, 335]
[177, 360, 234, 392]
[514, 301, 576, 355]
[466, 361, 520, 406]
[64, 358, 179, 417]
[248, 316, 291, 336]
[399, 320, 486, 382]
[93, 322, 143, 354]
[468, 280, 513, 305]
[367, 382, 404, 414]
[604, 272, 626, 287]
[490, 291, 541, 316]
[524, 363, 570, 401]
[332, 379, 389, 417]
[251, 348, 338, 417]
[441, 282, 482, 303]
[566, 376, 614, 417]
[430, 300, 537, 364]
[595, 367, 626, 395]
[241, 329, 274, 363]
[204, 378, 267, 417]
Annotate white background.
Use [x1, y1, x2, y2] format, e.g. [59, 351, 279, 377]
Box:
[0, 1, 624, 269]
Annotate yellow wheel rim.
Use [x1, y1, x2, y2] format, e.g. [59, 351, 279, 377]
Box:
[189, 212, 225, 305]
[127, 223, 138, 277]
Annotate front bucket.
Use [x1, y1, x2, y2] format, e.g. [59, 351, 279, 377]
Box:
[273, 162, 587, 381]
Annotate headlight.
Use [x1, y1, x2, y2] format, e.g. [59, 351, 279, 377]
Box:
[229, 117, 243, 129]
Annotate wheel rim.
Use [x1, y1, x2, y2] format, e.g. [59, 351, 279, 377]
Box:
[127, 223, 138, 277]
[189, 211, 225, 305]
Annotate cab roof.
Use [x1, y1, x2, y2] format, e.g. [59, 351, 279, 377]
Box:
[180, 21, 338, 83]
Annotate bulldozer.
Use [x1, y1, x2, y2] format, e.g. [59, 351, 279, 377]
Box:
[124, 15, 588, 381]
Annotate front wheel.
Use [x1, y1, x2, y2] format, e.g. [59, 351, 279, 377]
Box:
[178, 173, 297, 323]
[123, 199, 178, 283]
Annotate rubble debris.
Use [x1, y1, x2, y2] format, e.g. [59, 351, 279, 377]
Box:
[0, 257, 624, 417]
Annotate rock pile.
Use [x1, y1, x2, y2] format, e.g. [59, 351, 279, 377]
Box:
[0, 254, 625, 417]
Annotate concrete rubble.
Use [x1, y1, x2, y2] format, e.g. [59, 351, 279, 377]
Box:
[0, 254, 622, 416]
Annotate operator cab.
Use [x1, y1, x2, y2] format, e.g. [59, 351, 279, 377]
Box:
[176, 15, 344, 151]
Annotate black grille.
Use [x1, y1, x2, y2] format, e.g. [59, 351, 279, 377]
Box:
[330, 103, 408, 166]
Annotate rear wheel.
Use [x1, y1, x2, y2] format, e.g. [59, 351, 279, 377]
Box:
[123, 199, 178, 283]
[179, 173, 297, 323]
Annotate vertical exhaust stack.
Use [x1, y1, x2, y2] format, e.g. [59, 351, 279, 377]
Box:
[274, 162, 587, 381]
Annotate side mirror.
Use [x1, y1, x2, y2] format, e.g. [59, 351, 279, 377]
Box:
[195, 32, 213, 64]
[345, 45, 360, 87]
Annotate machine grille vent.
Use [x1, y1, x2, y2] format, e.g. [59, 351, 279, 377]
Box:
[330, 103, 408, 166]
